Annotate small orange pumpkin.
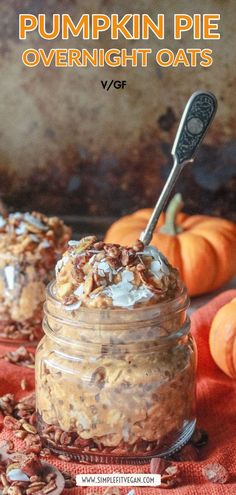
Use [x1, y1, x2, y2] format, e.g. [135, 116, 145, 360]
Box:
[209, 298, 236, 378]
[105, 194, 236, 296]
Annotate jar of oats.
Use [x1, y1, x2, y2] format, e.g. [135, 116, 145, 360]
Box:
[35, 237, 197, 463]
[0, 212, 71, 344]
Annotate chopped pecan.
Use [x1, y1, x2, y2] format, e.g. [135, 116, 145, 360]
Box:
[19, 455, 42, 477]
[161, 465, 181, 488]
[2, 348, 35, 368]
[0, 394, 15, 416]
[121, 248, 136, 266]
[93, 241, 105, 250]
[59, 432, 72, 446]
[91, 367, 106, 388]
[136, 263, 145, 272]
[150, 459, 181, 488]
[106, 246, 120, 259]
[132, 239, 144, 252]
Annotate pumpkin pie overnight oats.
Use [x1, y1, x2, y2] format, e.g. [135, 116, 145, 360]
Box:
[0, 212, 71, 344]
[35, 236, 197, 463]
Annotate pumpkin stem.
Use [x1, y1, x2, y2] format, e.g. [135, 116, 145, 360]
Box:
[160, 193, 183, 235]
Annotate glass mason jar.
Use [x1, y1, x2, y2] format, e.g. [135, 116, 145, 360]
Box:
[0, 251, 55, 345]
[35, 281, 197, 464]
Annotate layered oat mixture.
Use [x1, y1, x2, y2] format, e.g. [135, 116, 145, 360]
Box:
[0, 212, 71, 342]
[36, 237, 196, 461]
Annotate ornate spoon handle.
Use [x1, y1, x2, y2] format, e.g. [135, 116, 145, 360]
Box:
[140, 91, 217, 245]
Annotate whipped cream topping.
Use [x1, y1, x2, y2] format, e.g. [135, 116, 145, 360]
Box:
[55, 236, 180, 310]
[0, 216, 6, 228]
[103, 269, 153, 308]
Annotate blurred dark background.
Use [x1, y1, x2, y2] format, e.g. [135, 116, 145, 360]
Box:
[0, 0, 235, 236]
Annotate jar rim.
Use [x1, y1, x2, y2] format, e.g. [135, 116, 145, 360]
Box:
[48, 279, 188, 312]
[45, 280, 189, 321]
[43, 281, 190, 348]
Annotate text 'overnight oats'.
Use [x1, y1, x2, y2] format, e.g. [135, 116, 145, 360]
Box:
[35, 236, 197, 463]
[0, 212, 71, 343]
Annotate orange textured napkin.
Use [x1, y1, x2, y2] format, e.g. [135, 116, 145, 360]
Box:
[0, 289, 236, 495]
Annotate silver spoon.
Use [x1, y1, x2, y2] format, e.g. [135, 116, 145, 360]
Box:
[140, 90, 217, 245]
